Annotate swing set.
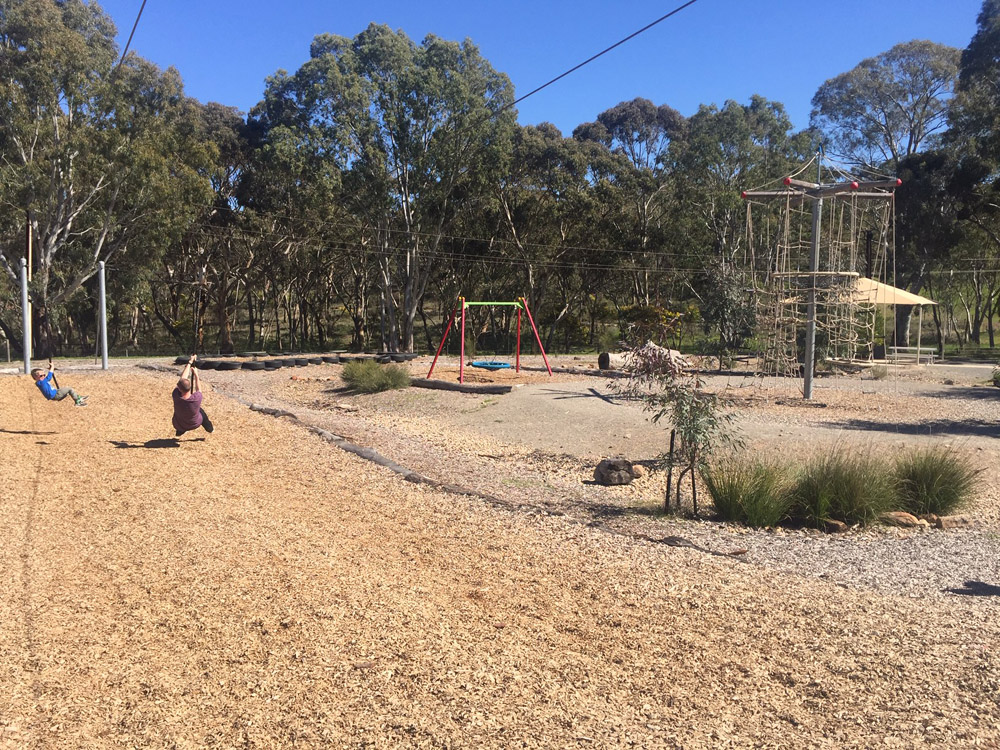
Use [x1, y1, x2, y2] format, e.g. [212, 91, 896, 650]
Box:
[427, 297, 553, 383]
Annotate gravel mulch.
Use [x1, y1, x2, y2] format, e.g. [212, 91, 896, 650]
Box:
[1, 364, 998, 747]
[206, 357, 1000, 606]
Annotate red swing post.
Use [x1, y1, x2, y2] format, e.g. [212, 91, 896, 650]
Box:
[519, 296, 552, 375]
[515, 304, 522, 372]
[427, 297, 461, 379]
[459, 299, 467, 383]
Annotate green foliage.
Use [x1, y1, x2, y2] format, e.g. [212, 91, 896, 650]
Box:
[792, 449, 897, 527]
[611, 341, 740, 514]
[950, 0, 1000, 167]
[697, 262, 757, 355]
[894, 446, 978, 516]
[702, 457, 793, 528]
[811, 40, 960, 170]
[341, 360, 411, 393]
[618, 305, 682, 347]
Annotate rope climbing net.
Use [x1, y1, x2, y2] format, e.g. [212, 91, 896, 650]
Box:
[743, 161, 898, 381]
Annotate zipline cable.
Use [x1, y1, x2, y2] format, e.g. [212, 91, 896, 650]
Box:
[115, 0, 149, 71]
[505, 0, 702, 111]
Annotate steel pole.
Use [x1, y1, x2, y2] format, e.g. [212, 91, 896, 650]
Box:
[20, 258, 30, 374]
[99, 261, 109, 370]
[25, 216, 32, 359]
[803, 196, 822, 399]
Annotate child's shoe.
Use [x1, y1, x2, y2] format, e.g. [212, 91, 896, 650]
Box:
[74, 397, 88, 407]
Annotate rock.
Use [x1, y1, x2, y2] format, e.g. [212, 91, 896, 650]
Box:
[919, 513, 940, 525]
[935, 514, 973, 530]
[594, 458, 636, 486]
[824, 519, 849, 534]
[880, 511, 921, 528]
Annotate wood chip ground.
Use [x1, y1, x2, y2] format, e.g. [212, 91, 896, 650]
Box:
[1, 359, 998, 748]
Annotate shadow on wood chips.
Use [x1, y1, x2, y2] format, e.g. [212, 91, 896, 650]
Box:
[109, 438, 206, 449]
[946, 580, 1000, 597]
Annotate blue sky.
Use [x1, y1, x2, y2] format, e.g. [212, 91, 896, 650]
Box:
[95, 0, 983, 136]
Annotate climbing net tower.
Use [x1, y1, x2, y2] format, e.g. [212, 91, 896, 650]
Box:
[742, 159, 899, 397]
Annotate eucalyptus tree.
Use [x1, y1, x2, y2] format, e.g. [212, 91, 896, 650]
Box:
[574, 98, 685, 305]
[950, 0, 1000, 168]
[894, 150, 968, 349]
[942, 0, 1000, 348]
[266, 23, 516, 352]
[488, 122, 605, 347]
[811, 41, 962, 346]
[672, 96, 810, 354]
[0, 0, 213, 354]
[242, 64, 360, 351]
[810, 40, 961, 172]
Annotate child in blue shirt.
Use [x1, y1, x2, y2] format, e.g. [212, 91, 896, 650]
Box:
[31, 363, 88, 406]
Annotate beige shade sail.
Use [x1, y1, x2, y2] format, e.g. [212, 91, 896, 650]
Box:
[851, 277, 936, 307]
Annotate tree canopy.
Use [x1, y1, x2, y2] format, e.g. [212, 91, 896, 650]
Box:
[2, 0, 999, 359]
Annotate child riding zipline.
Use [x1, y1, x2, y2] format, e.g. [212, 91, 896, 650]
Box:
[31, 362, 88, 407]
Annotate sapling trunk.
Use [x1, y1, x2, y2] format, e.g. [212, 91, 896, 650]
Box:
[676, 465, 690, 511]
[691, 447, 698, 516]
[665, 429, 676, 513]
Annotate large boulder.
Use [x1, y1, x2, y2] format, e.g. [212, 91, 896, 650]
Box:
[594, 458, 639, 486]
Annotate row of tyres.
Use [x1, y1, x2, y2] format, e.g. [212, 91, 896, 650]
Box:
[171, 352, 420, 371]
[172, 354, 341, 371]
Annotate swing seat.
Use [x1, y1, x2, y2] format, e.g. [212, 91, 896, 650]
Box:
[470, 360, 511, 371]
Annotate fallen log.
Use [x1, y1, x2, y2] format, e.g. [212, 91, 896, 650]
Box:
[411, 378, 512, 395]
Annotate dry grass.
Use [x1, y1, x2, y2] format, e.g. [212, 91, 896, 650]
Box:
[0, 369, 998, 748]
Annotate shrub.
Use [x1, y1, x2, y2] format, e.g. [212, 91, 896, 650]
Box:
[894, 446, 978, 516]
[341, 360, 411, 393]
[869, 364, 889, 380]
[792, 449, 896, 527]
[702, 457, 792, 528]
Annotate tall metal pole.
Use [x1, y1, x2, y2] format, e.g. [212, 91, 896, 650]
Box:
[99, 261, 109, 370]
[802, 197, 823, 399]
[25, 215, 32, 359]
[802, 155, 823, 400]
[20, 258, 30, 374]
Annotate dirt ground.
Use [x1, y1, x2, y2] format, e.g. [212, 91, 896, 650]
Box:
[1, 358, 999, 748]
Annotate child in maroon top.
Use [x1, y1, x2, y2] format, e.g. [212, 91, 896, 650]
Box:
[172, 355, 214, 436]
